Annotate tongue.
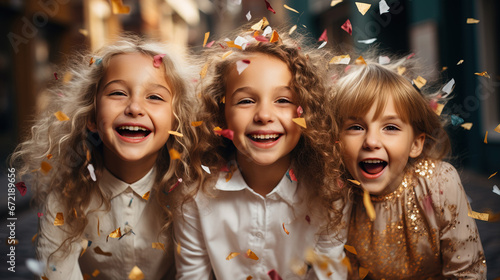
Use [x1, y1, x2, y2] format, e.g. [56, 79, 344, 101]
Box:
[119, 130, 148, 138]
[362, 162, 385, 174]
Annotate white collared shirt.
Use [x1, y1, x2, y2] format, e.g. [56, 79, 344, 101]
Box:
[174, 168, 346, 280]
[37, 168, 175, 279]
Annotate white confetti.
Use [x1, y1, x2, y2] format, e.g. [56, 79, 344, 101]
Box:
[87, 163, 97, 181]
[236, 60, 250, 75]
[246, 11, 251, 21]
[379, 55, 390, 65]
[234, 36, 248, 50]
[201, 165, 211, 174]
[263, 26, 272, 37]
[493, 185, 500, 196]
[26, 259, 45, 276]
[358, 38, 377, 44]
[442, 78, 455, 97]
[318, 41, 327, 49]
[379, 0, 390, 14]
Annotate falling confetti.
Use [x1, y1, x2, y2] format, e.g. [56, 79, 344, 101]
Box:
[289, 25, 297, 35]
[32, 233, 38, 243]
[110, 0, 130, 14]
[246, 249, 259, 260]
[331, 0, 343, 7]
[89, 57, 95, 66]
[268, 269, 283, 280]
[236, 60, 251, 75]
[318, 41, 327, 49]
[54, 111, 69, 121]
[378, 56, 390, 65]
[247, 276, 253, 280]
[15, 182, 27, 196]
[488, 172, 497, 179]
[355, 2, 371, 15]
[169, 148, 181, 160]
[457, 59, 464, 65]
[87, 164, 96, 181]
[168, 131, 183, 137]
[168, 178, 183, 193]
[222, 50, 233, 59]
[358, 38, 377, 44]
[263, 26, 273, 37]
[484, 131, 488, 144]
[214, 128, 234, 140]
[494, 124, 500, 133]
[305, 215, 311, 224]
[292, 118, 306, 128]
[296, 106, 303, 117]
[379, 0, 390, 14]
[264, 0, 276, 14]
[40, 161, 52, 174]
[342, 256, 352, 274]
[176, 242, 181, 254]
[54, 72, 58, 80]
[80, 239, 89, 256]
[191, 121, 203, 127]
[318, 29, 328, 42]
[153, 54, 165, 68]
[467, 18, 480, 24]
[329, 55, 351, 65]
[442, 78, 455, 95]
[92, 269, 100, 277]
[344, 244, 357, 255]
[203, 32, 210, 47]
[107, 228, 122, 242]
[282, 223, 290, 235]
[348, 179, 360, 185]
[353, 56, 366, 65]
[128, 266, 144, 280]
[474, 71, 490, 78]
[26, 259, 45, 276]
[493, 185, 500, 196]
[359, 267, 370, 279]
[288, 169, 298, 182]
[434, 103, 445, 116]
[363, 189, 376, 221]
[451, 115, 464, 126]
[341, 19, 352, 35]
[468, 209, 490, 222]
[397, 66, 406, 75]
[284, 4, 299, 13]
[54, 212, 64, 226]
[201, 165, 211, 174]
[246, 11, 252, 21]
[37, 212, 43, 217]
[270, 30, 280, 43]
[94, 246, 112, 256]
[152, 242, 166, 251]
[226, 252, 240, 260]
[200, 63, 209, 79]
[413, 76, 427, 89]
[142, 191, 150, 201]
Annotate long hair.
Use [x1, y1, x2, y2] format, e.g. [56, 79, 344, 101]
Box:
[187, 21, 345, 234]
[9, 35, 197, 257]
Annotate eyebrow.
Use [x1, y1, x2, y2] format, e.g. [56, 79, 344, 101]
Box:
[346, 115, 402, 122]
[230, 85, 292, 96]
[101, 79, 172, 95]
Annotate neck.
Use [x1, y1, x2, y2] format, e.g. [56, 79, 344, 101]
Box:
[103, 152, 157, 184]
[236, 153, 291, 197]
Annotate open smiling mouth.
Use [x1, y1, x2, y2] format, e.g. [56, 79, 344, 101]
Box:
[359, 159, 388, 175]
[116, 126, 151, 139]
[247, 133, 282, 143]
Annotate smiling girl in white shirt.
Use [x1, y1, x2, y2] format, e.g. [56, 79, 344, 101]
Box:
[10, 36, 196, 279]
[331, 56, 486, 279]
[174, 23, 347, 280]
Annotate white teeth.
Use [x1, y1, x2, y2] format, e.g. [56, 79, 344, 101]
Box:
[250, 134, 279, 140]
[117, 126, 148, 131]
[363, 159, 384, 164]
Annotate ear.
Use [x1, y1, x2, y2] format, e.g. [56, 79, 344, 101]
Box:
[409, 132, 425, 158]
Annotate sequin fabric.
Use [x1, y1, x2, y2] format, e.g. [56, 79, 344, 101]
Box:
[346, 160, 486, 279]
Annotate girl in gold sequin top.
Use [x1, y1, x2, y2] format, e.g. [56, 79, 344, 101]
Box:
[330, 56, 486, 279]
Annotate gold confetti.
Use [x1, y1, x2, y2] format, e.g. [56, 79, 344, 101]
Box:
[54, 111, 69, 121]
[46, 154, 53, 159]
[484, 131, 488, 143]
[200, 63, 209, 79]
[63, 72, 73, 83]
[270, 30, 279, 43]
[78, 29, 88, 36]
[142, 191, 150, 201]
[191, 121, 203, 127]
[331, 0, 343, 7]
[94, 246, 112, 257]
[92, 270, 100, 277]
[110, 0, 130, 14]
[221, 96, 226, 104]
[413, 76, 427, 89]
[284, 4, 299, 13]
[54, 212, 64, 226]
[97, 217, 100, 236]
[355, 56, 366, 65]
[246, 249, 259, 260]
[355, 2, 371, 15]
[226, 252, 240, 260]
[329, 55, 350, 64]
[251, 18, 264, 31]
[474, 71, 490, 78]
[222, 50, 233, 59]
[457, 59, 464, 65]
[342, 256, 352, 274]
[282, 223, 290, 235]
[397, 66, 406, 75]
[83, 274, 91, 280]
[468, 210, 489, 221]
[226, 41, 242, 50]
[363, 189, 376, 221]
[89, 57, 95, 66]
[128, 266, 144, 280]
[488, 172, 497, 179]
[107, 227, 122, 240]
[203, 32, 210, 47]
[292, 118, 307, 128]
[290, 259, 307, 276]
[495, 124, 500, 133]
[41, 161, 52, 174]
[441, 66, 448, 72]
[169, 148, 181, 160]
[359, 267, 370, 279]
[152, 242, 166, 251]
[32, 233, 38, 243]
[176, 242, 181, 254]
[461, 123, 473, 130]
[344, 244, 357, 255]
[72, 208, 78, 218]
[80, 239, 89, 256]
[168, 131, 183, 137]
[467, 18, 480, 24]
[347, 179, 360, 185]
[289, 25, 297, 35]
[434, 103, 445, 116]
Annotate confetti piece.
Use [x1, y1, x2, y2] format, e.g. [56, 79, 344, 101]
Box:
[128, 197, 133, 207]
[318, 41, 327, 49]
[378, 56, 390, 65]
[284, 4, 299, 13]
[451, 115, 464, 126]
[201, 165, 211, 174]
[142, 191, 150, 201]
[493, 185, 500, 195]
[169, 148, 181, 160]
[289, 25, 297, 35]
[363, 189, 376, 221]
[128, 266, 144, 280]
[434, 103, 445, 116]
[53, 212, 64, 226]
[92, 270, 100, 277]
[153, 54, 165, 68]
[63, 72, 73, 83]
[205, 40, 215, 48]
[318, 29, 328, 42]
[442, 78, 455, 95]
[468, 210, 489, 221]
[37, 212, 43, 217]
[268, 269, 283, 280]
[379, 0, 389, 14]
[397, 66, 406, 75]
[246, 249, 259, 260]
[359, 267, 370, 279]
[246, 11, 251, 21]
[40, 161, 52, 174]
[329, 55, 351, 65]
[344, 244, 357, 255]
[83, 274, 91, 280]
[247, 276, 253, 280]
[264, 0, 276, 14]
[347, 179, 360, 185]
[15, 182, 27, 196]
[32, 233, 38, 243]
[292, 118, 307, 128]
[221, 96, 226, 104]
[234, 36, 249, 49]
[176, 242, 181, 254]
[251, 18, 265, 31]
[288, 169, 297, 182]
[222, 50, 233, 59]
[263, 26, 273, 37]
[226, 252, 240, 260]
[94, 246, 112, 256]
[214, 128, 234, 140]
[407, 53, 416, 60]
[305, 215, 311, 224]
[73, 208, 78, 218]
[200, 63, 209, 79]
[441, 66, 448, 72]
[270, 30, 279, 43]
[110, 0, 130, 14]
[457, 59, 464, 65]
[495, 124, 500, 133]
[191, 121, 203, 127]
[331, 0, 343, 7]
[54, 72, 58, 80]
[107, 227, 122, 241]
[89, 57, 95, 66]
[87, 163, 96, 182]
[342, 256, 352, 274]
[26, 259, 45, 276]
[355, 56, 367, 65]
[168, 178, 182, 193]
[80, 239, 89, 256]
[152, 242, 166, 251]
[79, 29, 88, 36]
[355, 2, 371, 15]
[358, 38, 377, 44]
[341, 19, 352, 35]
[97, 217, 100, 236]
[474, 71, 490, 78]
[484, 131, 488, 144]
[282, 223, 290, 235]
[413, 76, 427, 89]
[467, 18, 480, 24]
[203, 32, 210, 47]
[54, 111, 69, 121]
[236, 60, 251, 75]
[296, 106, 303, 117]
[488, 172, 497, 179]
[168, 131, 183, 137]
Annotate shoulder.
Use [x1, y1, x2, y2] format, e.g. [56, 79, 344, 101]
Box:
[413, 160, 461, 190]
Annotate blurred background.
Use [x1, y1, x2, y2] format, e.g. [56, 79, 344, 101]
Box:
[0, 0, 498, 278]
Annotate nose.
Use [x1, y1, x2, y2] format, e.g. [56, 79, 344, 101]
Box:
[125, 96, 145, 117]
[253, 102, 274, 124]
[363, 129, 382, 150]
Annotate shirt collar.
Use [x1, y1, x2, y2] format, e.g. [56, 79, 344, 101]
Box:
[100, 167, 156, 199]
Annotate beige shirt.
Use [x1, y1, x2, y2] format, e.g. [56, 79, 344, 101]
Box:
[37, 168, 174, 279]
[346, 160, 486, 279]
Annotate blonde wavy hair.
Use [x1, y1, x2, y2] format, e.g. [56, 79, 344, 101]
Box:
[331, 53, 452, 183]
[9, 35, 197, 257]
[186, 22, 345, 234]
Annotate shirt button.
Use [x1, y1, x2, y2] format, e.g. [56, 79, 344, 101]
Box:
[256, 232, 264, 238]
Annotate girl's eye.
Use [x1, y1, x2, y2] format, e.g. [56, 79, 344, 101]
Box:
[148, 95, 164, 101]
[108, 91, 126, 96]
[275, 98, 292, 104]
[384, 125, 400, 131]
[347, 125, 364, 131]
[236, 99, 254, 105]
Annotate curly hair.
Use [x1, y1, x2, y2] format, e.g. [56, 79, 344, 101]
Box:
[331, 53, 452, 182]
[186, 22, 345, 235]
[9, 35, 197, 258]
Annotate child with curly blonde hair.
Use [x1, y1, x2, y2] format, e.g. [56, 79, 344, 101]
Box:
[10, 35, 197, 279]
[173, 22, 347, 280]
[331, 55, 486, 279]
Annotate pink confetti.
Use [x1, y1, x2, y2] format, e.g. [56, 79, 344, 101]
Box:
[205, 41, 215, 48]
[254, 35, 269, 42]
[54, 72, 58, 80]
[318, 29, 328, 42]
[289, 169, 297, 182]
[153, 54, 166, 68]
[297, 106, 303, 117]
[215, 129, 234, 140]
[268, 269, 283, 280]
[341, 19, 352, 35]
[344, 65, 352, 72]
[169, 178, 183, 193]
[236, 60, 251, 75]
[37, 213, 43, 217]
[221, 165, 230, 172]
[219, 43, 227, 49]
[429, 99, 438, 111]
[264, 0, 276, 14]
[15, 182, 27, 196]
[407, 53, 415, 59]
